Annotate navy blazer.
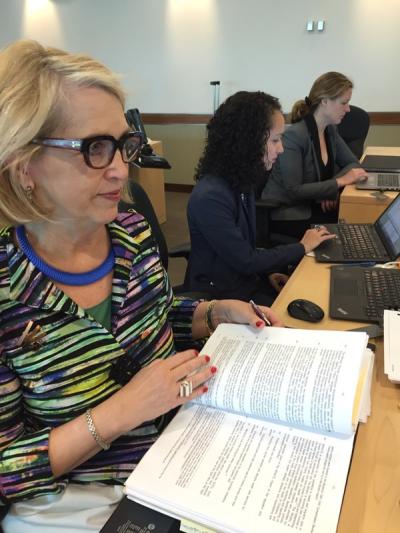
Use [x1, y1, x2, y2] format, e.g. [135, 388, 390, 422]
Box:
[187, 174, 304, 300]
[262, 120, 361, 221]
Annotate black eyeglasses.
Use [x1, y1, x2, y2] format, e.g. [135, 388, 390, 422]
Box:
[31, 131, 145, 169]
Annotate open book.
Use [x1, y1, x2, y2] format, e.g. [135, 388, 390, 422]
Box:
[125, 324, 374, 533]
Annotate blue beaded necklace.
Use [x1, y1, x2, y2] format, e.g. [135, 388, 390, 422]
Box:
[16, 225, 115, 286]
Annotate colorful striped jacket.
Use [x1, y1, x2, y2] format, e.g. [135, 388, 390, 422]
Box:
[0, 211, 199, 506]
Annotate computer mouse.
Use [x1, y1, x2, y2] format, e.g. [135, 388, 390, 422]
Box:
[287, 299, 325, 323]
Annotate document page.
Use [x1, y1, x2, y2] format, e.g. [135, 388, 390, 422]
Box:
[126, 405, 354, 533]
[195, 325, 368, 435]
[384, 309, 400, 382]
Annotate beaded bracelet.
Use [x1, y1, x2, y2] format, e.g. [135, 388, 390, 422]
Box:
[85, 408, 110, 450]
[205, 300, 217, 336]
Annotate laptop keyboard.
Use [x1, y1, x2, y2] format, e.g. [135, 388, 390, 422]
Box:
[364, 269, 400, 319]
[377, 174, 400, 187]
[337, 225, 382, 259]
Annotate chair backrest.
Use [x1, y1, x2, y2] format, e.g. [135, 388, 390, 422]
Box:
[255, 199, 299, 248]
[337, 105, 370, 160]
[119, 180, 169, 270]
[119, 181, 210, 298]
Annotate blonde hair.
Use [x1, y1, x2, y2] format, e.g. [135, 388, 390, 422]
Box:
[0, 39, 127, 227]
[291, 71, 353, 123]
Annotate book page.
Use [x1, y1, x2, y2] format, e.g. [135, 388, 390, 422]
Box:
[352, 348, 375, 425]
[384, 309, 400, 382]
[195, 325, 368, 435]
[358, 349, 375, 423]
[126, 405, 354, 533]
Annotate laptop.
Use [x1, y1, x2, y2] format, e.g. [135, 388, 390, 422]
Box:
[314, 194, 400, 263]
[356, 172, 400, 191]
[362, 155, 400, 173]
[329, 265, 400, 323]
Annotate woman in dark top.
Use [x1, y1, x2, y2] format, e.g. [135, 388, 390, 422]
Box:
[187, 91, 335, 305]
[262, 72, 368, 239]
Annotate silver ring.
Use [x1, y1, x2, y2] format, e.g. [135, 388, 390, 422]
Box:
[179, 380, 193, 398]
[314, 224, 321, 230]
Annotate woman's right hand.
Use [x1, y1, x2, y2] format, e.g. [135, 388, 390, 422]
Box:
[336, 168, 368, 188]
[300, 226, 336, 254]
[116, 350, 215, 432]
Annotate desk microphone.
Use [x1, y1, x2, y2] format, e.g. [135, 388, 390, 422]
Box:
[125, 108, 171, 170]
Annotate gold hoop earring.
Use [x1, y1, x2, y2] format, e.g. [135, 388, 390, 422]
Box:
[25, 185, 33, 202]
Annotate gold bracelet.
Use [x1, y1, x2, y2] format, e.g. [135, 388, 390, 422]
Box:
[85, 408, 110, 451]
[205, 300, 217, 336]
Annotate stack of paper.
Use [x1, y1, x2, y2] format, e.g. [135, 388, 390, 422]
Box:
[125, 324, 375, 533]
[384, 310, 400, 382]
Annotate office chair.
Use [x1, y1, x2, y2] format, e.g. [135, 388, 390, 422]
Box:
[119, 180, 169, 269]
[337, 105, 370, 160]
[255, 173, 298, 248]
[255, 198, 298, 248]
[119, 180, 208, 297]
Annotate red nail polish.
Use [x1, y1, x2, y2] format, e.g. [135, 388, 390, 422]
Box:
[211, 366, 217, 374]
[204, 355, 210, 363]
[256, 320, 264, 328]
[203, 386, 209, 393]
[193, 350, 199, 356]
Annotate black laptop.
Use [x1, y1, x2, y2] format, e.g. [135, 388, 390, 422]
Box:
[329, 265, 400, 323]
[314, 193, 400, 263]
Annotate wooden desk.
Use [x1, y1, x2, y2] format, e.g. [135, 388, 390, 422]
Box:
[339, 146, 400, 223]
[272, 256, 400, 532]
[363, 146, 400, 158]
[338, 187, 397, 223]
[129, 140, 167, 224]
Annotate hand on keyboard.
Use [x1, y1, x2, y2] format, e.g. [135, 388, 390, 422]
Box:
[300, 226, 336, 254]
[336, 168, 368, 187]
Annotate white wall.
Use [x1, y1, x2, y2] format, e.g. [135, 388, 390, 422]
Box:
[0, 0, 399, 113]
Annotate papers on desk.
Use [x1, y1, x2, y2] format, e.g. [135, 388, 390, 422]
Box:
[384, 310, 400, 383]
[126, 325, 374, 533]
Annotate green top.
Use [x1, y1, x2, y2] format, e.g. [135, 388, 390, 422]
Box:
[86, 294, 112, 330]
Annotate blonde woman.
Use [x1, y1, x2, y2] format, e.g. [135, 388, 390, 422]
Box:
[0, 40, 281, 532]
[262, 71, 368, 239]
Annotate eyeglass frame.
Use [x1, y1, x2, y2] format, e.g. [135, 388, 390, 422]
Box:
[31, 131, 145, 169]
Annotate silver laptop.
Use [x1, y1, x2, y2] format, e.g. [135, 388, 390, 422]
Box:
[362, 155, 400, 173]
[356, 172, 400, 191]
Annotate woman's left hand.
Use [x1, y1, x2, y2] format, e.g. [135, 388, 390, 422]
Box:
[320, 199, 338, 212]
[268, 273, 289, 293]
[211, 299, 284, 329]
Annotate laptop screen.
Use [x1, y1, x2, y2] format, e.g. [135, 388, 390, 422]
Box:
[375, 195, 400, 258]
[363, 155, 400, 173]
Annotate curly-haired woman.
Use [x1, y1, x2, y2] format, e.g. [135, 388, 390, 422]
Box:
[262, 72, 368, 239]
[186, 91, 335, 304]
